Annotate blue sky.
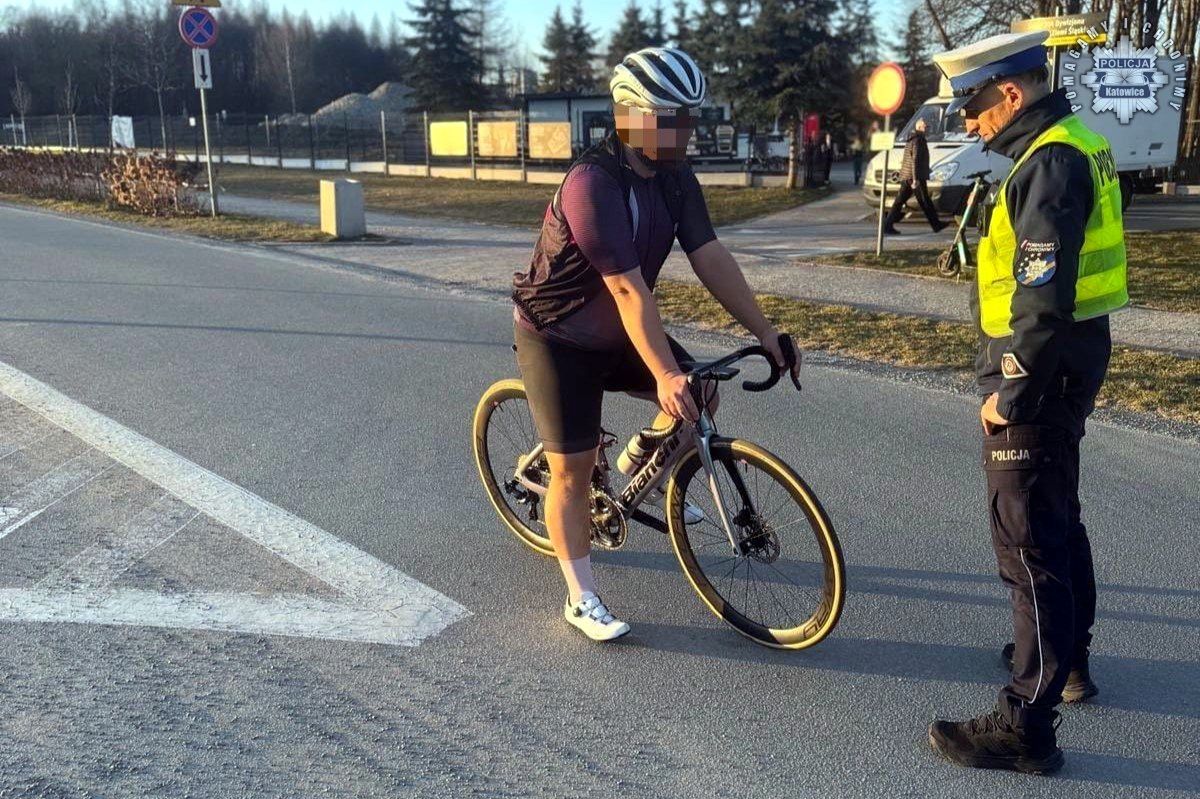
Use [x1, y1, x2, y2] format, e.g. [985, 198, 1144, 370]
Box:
[4, 0, 907, 60]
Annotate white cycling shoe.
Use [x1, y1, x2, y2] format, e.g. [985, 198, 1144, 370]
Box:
[564, 592, 630, 642]
[645, 488, 707, 525]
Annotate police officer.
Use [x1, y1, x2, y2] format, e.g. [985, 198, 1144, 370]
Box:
[926, 31, 1128, 775]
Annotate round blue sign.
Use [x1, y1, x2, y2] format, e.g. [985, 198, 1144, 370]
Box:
[179, 7, 219, 49]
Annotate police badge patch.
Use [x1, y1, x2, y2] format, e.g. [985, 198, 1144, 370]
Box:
[1016, 239, 1058, 286]
[1001, 352, 1030, 379]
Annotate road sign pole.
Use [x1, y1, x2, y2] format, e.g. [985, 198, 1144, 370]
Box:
[875, 114, 891, 257]
[199, 86, 218, 217]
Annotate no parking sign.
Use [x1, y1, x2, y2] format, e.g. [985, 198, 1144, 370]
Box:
[178, 7, 219, 49]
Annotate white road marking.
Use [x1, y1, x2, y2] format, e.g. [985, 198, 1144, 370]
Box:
[0, 359, 469, 645]
[0, 451, 114, 539]
[37, 492, 199, 591]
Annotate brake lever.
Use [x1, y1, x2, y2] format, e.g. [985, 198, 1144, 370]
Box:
[778, 334, 803, 393]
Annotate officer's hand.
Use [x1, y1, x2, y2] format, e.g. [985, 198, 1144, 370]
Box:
[760, 328, 802, 382]
[981, 392, 1009, 435]
[657, 369, 699, 423]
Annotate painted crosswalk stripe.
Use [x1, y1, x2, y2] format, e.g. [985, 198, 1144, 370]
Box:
[0, 359, 470, 645]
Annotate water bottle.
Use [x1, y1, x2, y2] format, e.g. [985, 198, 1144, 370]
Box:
[616, 430, 655, 475]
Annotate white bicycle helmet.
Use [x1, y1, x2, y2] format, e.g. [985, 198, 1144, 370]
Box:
[609, 47, 707, 110]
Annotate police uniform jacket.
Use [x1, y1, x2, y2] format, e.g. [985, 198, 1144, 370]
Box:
[974, 90, 1113, 433]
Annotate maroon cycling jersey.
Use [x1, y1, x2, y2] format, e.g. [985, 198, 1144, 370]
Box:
[512, 134, 716, 352]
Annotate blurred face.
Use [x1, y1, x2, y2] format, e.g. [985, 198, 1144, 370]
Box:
[915, 119, 926, 133]
[614, 103, 700, 168]
[961, 79, 1027, 142]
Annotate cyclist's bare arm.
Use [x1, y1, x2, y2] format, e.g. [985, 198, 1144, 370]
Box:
[686, 240, 799, 377]
[602, 270, 698, 422]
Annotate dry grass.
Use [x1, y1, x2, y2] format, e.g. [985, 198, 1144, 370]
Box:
[821, 232, 1200, 314]
[215, 164, 829, 229]
[656, 280, 1200, 425]
[0, 193, 334, 242]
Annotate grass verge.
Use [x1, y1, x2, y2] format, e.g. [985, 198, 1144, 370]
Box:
[215, 164, 829, 228]
[821, 231, 1200, 314]
[0, 193, 333, 242]
[656, 280, 1200, 425]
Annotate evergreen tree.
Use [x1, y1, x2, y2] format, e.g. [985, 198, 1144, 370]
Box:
[672, 0, 692, 50]
[649, 1, 668, 47]
[607, 1, 651, 67]
[406, 0, 485, 111]
[898, 9, 938, 124]
[567, 2, 597, 91]
[539, 6, 572, 91]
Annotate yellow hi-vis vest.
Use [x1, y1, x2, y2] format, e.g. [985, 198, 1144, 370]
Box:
[976, 114, 1128, 338]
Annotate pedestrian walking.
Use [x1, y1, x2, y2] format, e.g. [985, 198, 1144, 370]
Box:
[852, 143, 864, 186]
[882, 118, 947, 234]
[926, 31, 1128, 775]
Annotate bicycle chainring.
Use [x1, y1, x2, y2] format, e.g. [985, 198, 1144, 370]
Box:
[590, 489, 628, 550]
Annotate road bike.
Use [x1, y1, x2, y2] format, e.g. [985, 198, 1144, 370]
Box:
[472, 341, 845, 649]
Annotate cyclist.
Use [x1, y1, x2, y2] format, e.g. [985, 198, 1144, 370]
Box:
[511, 47, 801, 642]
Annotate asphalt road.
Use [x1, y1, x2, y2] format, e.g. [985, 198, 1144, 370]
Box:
[0, 204, 1197, 798]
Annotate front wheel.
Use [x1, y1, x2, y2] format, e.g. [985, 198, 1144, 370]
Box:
[665, 439, 845, 649]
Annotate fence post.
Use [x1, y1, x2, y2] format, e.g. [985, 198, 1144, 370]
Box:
[264, 114, 271, 150]
[343, 113, 351, 171]
[380, 110, 388, 174]
[10, 114, 17, 146]
[216, 114, 225, 163]
[468, 109, 477, 180]
[309, 115, 317, 170]
[423, 110, 431, 178]
[519, 109, 527, 183]
[276, 117, 284, 168]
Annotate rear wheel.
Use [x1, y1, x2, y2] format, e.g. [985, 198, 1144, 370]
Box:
[666, 439, 845, 649]
[472, 379, 555, 556]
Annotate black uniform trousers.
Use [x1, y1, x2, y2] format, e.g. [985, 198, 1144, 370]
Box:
[983, 393, 1098, 726]
[884, 178, 941, 230]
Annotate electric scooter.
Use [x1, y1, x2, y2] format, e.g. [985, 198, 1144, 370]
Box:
[936, 170, 992, 278]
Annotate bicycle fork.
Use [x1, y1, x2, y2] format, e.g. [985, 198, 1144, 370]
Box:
[693, 409, 756, 557]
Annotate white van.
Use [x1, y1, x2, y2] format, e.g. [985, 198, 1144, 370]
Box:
[861, 96, 1011, 217]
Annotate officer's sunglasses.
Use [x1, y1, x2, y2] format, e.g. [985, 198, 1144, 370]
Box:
[959, 83, 1004, 119]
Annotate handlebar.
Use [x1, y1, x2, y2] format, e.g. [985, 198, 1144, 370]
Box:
[686, 334, 802, 393]
[965, 169, 992, 181]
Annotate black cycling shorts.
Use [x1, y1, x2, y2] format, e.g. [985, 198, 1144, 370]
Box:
[514, 323, 692, 455]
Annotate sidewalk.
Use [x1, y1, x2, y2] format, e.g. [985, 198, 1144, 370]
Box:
[222, 192, 1200, 358]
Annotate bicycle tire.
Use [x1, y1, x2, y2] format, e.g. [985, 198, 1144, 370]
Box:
[472, 379, 556, 556]
[666, 438, 845, 649]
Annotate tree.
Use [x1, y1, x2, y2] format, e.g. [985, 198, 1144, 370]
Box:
[649, 1, 668, 47]
[10, 67, 32, 145]
[567, 2, 598, 91]
[540, 6, 573, 91]
[897, 9, 938, 125]
[125, 1, 180, 149]
[672, 0, 693, 50]
[735, 0, 842, 188]
[406, 0, 485, 111]
[608, 1, 651, 67]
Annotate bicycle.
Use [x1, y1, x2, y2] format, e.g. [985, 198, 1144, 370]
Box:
[472, 340, 846, 650]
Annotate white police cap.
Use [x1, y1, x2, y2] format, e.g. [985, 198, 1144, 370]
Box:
[933, 31, 1050, 114]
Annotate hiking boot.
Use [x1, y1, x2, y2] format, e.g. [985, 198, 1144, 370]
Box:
[883, 225, 902, 235]
[1002, 642, 1099, 703]
[929, 709, 1064, 774]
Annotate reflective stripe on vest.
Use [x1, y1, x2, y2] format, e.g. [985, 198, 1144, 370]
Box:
[976, 114, 1129, 338]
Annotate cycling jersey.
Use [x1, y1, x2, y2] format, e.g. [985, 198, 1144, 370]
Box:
[512, 132, 716, 351]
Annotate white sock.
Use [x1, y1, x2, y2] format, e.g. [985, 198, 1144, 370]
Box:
[558, 555, 598, 605]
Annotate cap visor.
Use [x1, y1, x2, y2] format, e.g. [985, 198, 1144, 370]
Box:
[945, 94, 973, 116]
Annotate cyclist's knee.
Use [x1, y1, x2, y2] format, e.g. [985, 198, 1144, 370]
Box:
[545, 449, 595, 493]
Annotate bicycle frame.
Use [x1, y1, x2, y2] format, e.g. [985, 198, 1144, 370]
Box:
[509, 344, 795, 558]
